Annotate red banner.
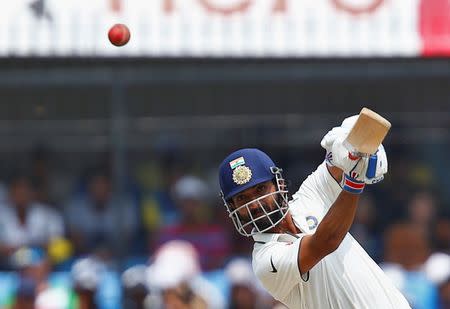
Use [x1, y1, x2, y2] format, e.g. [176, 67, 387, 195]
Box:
[420, 0, 450, 56]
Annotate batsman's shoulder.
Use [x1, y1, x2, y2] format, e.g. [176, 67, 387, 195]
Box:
[252, 235, 306, 299]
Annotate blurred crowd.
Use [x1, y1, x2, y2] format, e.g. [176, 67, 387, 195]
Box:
[0, 143, 448, 309]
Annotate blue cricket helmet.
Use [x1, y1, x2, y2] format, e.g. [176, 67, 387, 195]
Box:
[219, 148, 277, 200]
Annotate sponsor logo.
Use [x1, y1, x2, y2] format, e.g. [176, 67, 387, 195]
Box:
[306, 215, 318, 230]
[350, 171, 360, 179]
[270, 256, 278, 273]
[369, 176, 384, 184]
[326, 152, 333, 164]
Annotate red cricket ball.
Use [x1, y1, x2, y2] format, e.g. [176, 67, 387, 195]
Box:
[108, 24, 130, 47]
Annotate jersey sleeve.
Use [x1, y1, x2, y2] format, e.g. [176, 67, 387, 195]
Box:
[253, 235, 307, 301]
[291, 161, 342, 213]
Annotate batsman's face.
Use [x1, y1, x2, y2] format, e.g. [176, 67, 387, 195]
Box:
[230, 180, 283, 231]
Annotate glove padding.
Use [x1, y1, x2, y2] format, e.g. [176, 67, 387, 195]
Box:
[321, 115, 388, 185]
[328, 135, 369, 182]
[320, 115, 358, 156]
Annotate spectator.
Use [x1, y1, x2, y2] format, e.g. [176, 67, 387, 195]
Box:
[423, 252, 450, 286]
[11, 277, 37, 309]
[153, 175, 231, 270]
[34, 256, 106, 309]
[65, 169, 137, 257]
[381, 223, 439, 309]
[71, 257, 105, 309]
[225, 257, 275, 309]
[146, 240, 225, 309]
[406, 190, 437, 236]
[423, 252, 450, 308]
[122, 265, 148, 309]
[433, 211, 450, 254]
[3, 247, 51, 309]
[0, 173, 64, 267]
[439, 278, 450, 309]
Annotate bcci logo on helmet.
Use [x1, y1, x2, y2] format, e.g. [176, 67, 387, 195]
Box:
[232, 165, 252, 185]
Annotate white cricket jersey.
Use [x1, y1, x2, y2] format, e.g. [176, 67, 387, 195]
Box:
[252, 162, 411, 309]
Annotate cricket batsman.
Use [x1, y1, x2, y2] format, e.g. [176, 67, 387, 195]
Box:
[218, 115, 411, 308]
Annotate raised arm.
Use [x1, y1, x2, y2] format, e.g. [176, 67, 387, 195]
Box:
[281, 113, 388, 275]
[297, 134, 382, 274]
[298, 167, 359, 274]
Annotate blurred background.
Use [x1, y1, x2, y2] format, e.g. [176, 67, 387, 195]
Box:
[0, 0, 449, 308]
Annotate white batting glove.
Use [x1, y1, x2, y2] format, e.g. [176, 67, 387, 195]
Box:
[364, 144, 388, 185]
[320, 115, 358, 155]
[328, 136, 369, 194]
[329, 136, 369, 179]
[321, 115, 388, 185]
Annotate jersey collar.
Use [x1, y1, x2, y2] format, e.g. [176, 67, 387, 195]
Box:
[253, 232, 300, 244]
[252, 233, 280, 243]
